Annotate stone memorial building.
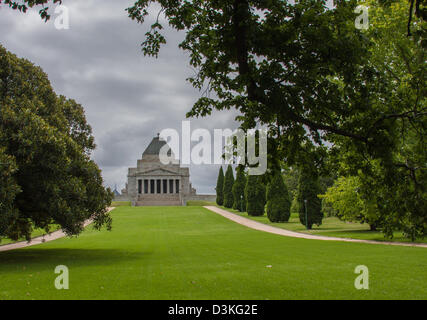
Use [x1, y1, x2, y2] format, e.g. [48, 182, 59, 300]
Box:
[117, 135, 215, 206]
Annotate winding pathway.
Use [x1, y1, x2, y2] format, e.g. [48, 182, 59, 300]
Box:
[0, 208, 115, 252]
[204, 206, 427, 248]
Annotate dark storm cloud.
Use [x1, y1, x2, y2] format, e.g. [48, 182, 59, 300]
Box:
[0, 0, 241, 193]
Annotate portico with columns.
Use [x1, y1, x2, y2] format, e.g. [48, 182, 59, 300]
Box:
[121, 134, 196, 206]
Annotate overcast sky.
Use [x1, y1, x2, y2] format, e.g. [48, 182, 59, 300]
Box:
[0, 0, 242, 194]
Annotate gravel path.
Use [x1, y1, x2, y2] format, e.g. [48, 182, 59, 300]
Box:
[0, 208, 115, 252]
[204, 206, 427, 248]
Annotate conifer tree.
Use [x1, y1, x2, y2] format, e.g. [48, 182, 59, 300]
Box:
[296, 168, 323, 229]
[232, 166, 246, 212]
[223, 165, 234, 208]
[245, 175, 266, 216]
[266, 172, 291, 222]
[215, 166, 224, 206]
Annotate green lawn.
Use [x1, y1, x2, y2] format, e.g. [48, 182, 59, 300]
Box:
[0, 206, 426, 300]
[111, 201, 131, 207]
[220, 207, 427, 244]
[186, 200, 216, 206]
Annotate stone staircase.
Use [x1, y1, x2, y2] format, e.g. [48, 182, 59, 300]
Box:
[136, 194, 182, 206]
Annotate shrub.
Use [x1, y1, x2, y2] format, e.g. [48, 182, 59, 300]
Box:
[266, 172, 291, 222]
[232, 166, 246, 211]
[245, 175, 266, 216]
[296, 168, 323, 229]
[223, 165, 234, 208]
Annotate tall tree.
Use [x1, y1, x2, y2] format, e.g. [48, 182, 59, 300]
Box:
[0, 149, 21, 239]
[223, 165, 235, 208]
[232, 165, 246, 211]
[297, 168, 323, 230]
[334, 0, 426, 239]
[0, 46, 112, 242]
[215, 166, 224, 206]
[266, 172, 291, 223]
[245, 175, 266, 216]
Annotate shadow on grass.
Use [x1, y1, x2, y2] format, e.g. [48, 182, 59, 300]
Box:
[0, 248, 150, 269]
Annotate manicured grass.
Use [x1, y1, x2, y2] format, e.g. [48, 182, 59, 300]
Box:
[0, 206, 426, 300]
[186, 200, 216, 206]
[111, 201, 131, 207]
[219, 206, 427, 244]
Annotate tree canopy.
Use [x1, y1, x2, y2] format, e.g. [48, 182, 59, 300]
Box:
[127, 0, 426, 239]
[0, 0, 62, 21]
[0, 46, 112, 241]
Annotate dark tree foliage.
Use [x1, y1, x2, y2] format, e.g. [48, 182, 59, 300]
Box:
[232, 165, 246, 211]
[297, 168, 323, 230]
[215, 166, 224, 206]
[406, 0, 426, 42]
[223, 165, 234, 208]
[0, 149, 21, 238]
[266, 172, 291, 223]
[245, 175, 266, 216]
[0, 46, 113, 242]
[3, 0, 425, 42]
[0, 0, 62, 21]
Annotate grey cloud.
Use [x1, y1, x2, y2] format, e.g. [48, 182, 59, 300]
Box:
[0, 0, 241, 193]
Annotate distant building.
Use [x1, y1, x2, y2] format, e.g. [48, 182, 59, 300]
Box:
[112, 186, 121, 197]
[116, 134, 215, 206]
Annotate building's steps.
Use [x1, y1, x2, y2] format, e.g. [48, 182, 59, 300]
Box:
[136, 194, 182, 206]
[136, 201, 182, 206]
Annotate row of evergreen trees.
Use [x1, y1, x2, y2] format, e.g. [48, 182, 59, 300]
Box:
[215, 165, 323, 229]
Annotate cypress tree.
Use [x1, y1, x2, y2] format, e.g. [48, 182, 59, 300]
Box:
[266, 172, 291, 222]
[296, 168, 323, 229]
[232, 166, 246, 211]
[215, 166, 224, 206]
[245, 175, 266, 216]
[223, 165, 235, 208]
